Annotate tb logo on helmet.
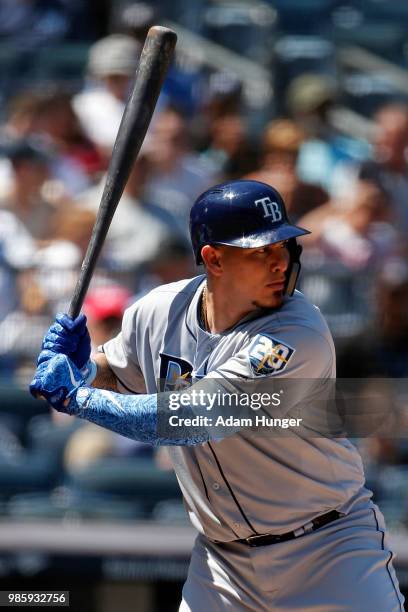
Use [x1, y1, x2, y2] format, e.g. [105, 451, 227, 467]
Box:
[255, 197, 282, 222]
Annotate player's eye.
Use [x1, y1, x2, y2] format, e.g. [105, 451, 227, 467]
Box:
[253, 242, 288, 255]
[257, 242, 287, 253]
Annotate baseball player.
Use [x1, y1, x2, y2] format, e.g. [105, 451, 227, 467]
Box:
[30, 180, 404, 611]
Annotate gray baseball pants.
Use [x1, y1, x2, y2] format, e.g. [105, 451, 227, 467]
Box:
[180, 503, 404, 611]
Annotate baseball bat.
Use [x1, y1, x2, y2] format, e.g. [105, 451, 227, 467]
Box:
[68, 26, 177, 319]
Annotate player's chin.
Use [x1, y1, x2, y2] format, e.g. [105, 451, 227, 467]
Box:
[254, 290, 285, 309]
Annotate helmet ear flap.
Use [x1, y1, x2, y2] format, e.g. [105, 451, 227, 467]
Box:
[197, 247, 204, 265]
[285, 240, 303, 296]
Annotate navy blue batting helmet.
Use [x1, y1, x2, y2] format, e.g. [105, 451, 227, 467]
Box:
[189, 179, 310, 295]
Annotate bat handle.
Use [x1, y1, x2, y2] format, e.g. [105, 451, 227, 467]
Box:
[68, 270, 88, 319]
[68, 244, 99, 319]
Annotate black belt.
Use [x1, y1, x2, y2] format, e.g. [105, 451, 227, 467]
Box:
[237, 510, 342, 547]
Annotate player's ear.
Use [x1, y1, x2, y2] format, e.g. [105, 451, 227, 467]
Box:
[201, 245, 223, 276]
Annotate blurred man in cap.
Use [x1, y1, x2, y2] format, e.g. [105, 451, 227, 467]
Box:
[73, 34, 141, 151]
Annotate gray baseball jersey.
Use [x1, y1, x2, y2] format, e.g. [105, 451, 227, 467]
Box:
[103, 275, 369, 543]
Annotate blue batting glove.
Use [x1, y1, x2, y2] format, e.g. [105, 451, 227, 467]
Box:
[29, 353, 86, 412]
[39, 313, 91, 368]
[37, 313, 96, 385]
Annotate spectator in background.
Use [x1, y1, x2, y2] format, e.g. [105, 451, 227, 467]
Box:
[287, 73, 369, 194]
[136, 236, 196, 298]
[0, 138, 45, 366]
[245, 119, 328, 221]
[359, 103, 408, 242]
[297, 179, 399, 343]
[0, 93, 45, 199]
[338, 258, 408, 378]
[73, 34, 141, 153]
[0, 138, 59, 242]
[2, 92, 44, 140]
[144, 107, 217, 236]
[201, 113, 254, 179]
[0, 206, 96, 379]
[32, 90, 105, 185]
[299, 179, 398, 271]
[113, 2, 204, 116]
[0, 91, 94, 199]
[199, 74, 259, 180]
[0, 266, 51, 382]
[0, 209, 36, 324]
[84, 285, 132, 348]
[203, 72, 243, 121]
[33, 207, 96, 314]
[79, 153, 183, 290]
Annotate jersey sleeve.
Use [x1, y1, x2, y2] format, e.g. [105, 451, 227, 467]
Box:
[86, 324, 337, 446]
[102, 300, 146, 393]
[214, 325, 335, 380]
[196, 325, 337, 435]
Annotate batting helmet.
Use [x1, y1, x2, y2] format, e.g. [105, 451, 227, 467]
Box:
[189, 179, 310, 295]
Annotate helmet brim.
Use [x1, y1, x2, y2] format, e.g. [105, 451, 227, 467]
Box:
[213, 222, 310, 249]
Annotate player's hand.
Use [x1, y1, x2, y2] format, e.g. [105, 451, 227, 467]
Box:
[29, 353, 85, 412]
[38, 313, 91, 368]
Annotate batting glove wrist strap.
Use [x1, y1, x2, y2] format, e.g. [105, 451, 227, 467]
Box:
[29, 353, 87, 413]
[80, 358, 97, 386]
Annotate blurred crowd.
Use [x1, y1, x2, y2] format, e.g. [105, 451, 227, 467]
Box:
[0, 1, 408, 529]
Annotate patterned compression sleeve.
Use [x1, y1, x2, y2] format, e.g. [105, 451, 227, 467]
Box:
[70, 387, 211, 447]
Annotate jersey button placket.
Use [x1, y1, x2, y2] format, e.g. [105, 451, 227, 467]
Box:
[212, 482, 221, 491]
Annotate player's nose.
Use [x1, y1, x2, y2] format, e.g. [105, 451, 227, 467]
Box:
[269, 247, 290, 273]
